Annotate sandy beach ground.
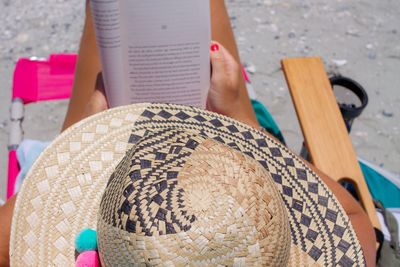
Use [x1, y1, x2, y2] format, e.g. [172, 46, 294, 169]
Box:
[0, 0, 399, 200]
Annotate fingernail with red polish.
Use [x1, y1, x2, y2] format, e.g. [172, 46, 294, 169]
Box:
[210, 43, 219, 52]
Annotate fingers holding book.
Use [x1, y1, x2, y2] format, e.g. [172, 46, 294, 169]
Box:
[207, 41, 259, 128]
[80, 43, 258, 129]
[81, 72, 109, 120]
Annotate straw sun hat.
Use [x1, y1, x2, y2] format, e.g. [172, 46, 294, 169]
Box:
[10, 103, 364, 266]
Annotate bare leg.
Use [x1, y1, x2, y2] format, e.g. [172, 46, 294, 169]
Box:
[0, 195, 16, 266]
[62, 1, 101, 131]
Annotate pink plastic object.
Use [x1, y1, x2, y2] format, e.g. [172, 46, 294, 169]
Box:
[12, 54, 77, 103]
[7, 54, 77, 199]
[7, 151, 19, 199]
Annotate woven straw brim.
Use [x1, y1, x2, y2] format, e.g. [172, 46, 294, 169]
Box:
[10, 103, 364, 266]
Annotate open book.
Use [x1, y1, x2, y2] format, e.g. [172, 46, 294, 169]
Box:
[90, 0, 211, 108]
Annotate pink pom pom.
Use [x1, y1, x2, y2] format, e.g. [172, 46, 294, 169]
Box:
[75, 250, 100, 267]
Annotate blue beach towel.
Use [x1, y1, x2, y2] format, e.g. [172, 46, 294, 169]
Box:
[15, 139, 50, 193]
[359, 158, 400, 208]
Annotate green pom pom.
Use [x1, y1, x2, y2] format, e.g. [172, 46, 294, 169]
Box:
[75, 228, 97, 252]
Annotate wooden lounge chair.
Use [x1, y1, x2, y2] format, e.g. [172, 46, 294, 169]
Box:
[281, 57, 380, 230]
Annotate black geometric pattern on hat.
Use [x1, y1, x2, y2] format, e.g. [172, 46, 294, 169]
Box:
[130, 104, 363, 267]
[100, 128, 203, 237]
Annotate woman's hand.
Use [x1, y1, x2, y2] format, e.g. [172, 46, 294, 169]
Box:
[81, 72, 108, 119]
[85, 55, 259, 128]
[207, 41, 259, 128]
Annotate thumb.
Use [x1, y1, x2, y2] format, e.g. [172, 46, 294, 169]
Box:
[210, 41, 238, 86]
[81, 72, 108, 119]
[82, 90, 108, 119]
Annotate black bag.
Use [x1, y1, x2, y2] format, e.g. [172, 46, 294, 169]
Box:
[375, 201, 400, 266]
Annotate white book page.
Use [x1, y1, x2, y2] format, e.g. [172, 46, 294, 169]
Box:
[92, 0, 210, 108]
[91, 0, 127, 107]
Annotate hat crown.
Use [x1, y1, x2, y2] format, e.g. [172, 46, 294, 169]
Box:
[98, 128, 291, 266]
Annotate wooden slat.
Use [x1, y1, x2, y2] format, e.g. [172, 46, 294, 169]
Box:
[281, 57, 380, 230]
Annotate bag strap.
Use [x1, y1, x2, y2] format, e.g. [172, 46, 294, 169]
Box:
[374, 227, 384, 262]
[374, 201, 400, 263]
